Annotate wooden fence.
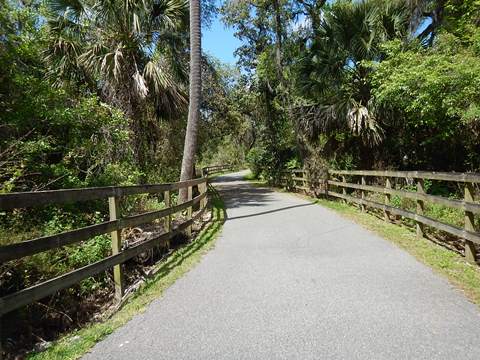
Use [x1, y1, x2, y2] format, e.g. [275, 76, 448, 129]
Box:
[0, 177, 212, 317]
[201, 164, 235, 177]
[280, 169, 480, 264]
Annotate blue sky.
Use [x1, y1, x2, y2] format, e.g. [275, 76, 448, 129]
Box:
[202, 14, 241, 65]
[201, 4, 431, 65]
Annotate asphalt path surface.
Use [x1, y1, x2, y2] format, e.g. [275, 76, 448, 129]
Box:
[84, 171, 480, 359]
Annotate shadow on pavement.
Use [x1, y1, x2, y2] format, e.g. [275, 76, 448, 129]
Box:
[213, 176, 315, 220]
[215, 183, 275, 209]
[210, 174, 245, 183]
[226, 203, 314, 220]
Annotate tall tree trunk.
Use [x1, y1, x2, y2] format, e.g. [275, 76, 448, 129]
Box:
[179, 0, 202, 201]
[272, 0, 283, 80]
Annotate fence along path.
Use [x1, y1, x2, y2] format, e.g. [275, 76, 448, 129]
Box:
[1, 166, 477, 315]
[281, 169, 480, 263]
[0, 165, 233, 317]
[82, 170, 480, 359]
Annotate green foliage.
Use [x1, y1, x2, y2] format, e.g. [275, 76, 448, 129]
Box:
[294, 0, 410, 151]
[443, 0, 480, 42]
[221, 0, 299, 181]
[382, 179, 464, 229]
[373, 36, 480, 125]
[201, 135, 246, 167]
[372, 31, 480, 170]
[198, 59, 254, 168]
[286, 158, 301, 170]
[426, 203, 464, 228]
[283, 0, 480, 173]
[27, 191, 227, 360]
[43, 0, 191, 175]
[246, 147, 266, 179]
[0, 2, 140, 193]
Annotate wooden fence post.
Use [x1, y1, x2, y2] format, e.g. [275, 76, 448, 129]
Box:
[384, 178, 391, 222]
[201, 181, 208, 210]
[293, 171, 296, 191]
[164, 190, 172, 249]
[416, 179, 425, 238]
[303, 171, 308, 194]
[464, 183, 477, 263]
[187, 186, 193, 236]
[198, 182, 204, 210]
[361, 176, 366, 212]
[342, 176, 347, 204]
[324, 171, 329, 198]
[108, 196, 124, 302]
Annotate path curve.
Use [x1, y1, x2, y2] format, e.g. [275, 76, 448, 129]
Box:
[84, 171, 480, 359]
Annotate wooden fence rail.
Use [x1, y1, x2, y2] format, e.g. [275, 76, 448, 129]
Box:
[280, 169, 480, 264]
[0, 176, 213, 316]
[201, 164, 235, 177]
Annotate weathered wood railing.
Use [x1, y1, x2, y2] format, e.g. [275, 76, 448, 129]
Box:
[0, 177, 210, 316]
[201, 164, 234, 177]
[281, 169, 480, 264]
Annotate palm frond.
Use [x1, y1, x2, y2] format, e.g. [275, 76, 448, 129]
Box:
[133, 69, 149, 98]
[143, 58, 187, 116]
[151, 0, 189, 31]
[46, 0, 85, 19]
[347, 100, 383, 146]
[45, 0, 189, 120]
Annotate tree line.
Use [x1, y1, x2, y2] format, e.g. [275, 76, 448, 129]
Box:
[2, 1, 479, 206]
[221, 0, 480, 180]
[0, 0, 250, 196]
[0, 1, 250, 354]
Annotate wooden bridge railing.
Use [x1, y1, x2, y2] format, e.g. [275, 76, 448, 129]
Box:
[280, 169, 480, 264]
[0, 177, 210, 316]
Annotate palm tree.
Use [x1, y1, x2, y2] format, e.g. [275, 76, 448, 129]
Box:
[179, 0, 201, 199]
[295, 0, 410, 146]
[45, 0, 189, 170]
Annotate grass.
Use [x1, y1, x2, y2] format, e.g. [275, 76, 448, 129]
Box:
[242, 170, 258, 182]
[297, 194, 480, 306]
[28, 193, 226, 360]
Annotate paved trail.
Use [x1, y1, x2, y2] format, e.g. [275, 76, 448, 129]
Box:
[84, 171, 480, 359]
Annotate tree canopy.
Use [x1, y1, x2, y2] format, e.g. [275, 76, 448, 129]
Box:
[1, 0, 480, 356]
[220, 0, 480, 178]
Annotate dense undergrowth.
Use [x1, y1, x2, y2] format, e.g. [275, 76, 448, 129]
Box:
[1, 189, 224, 359]
[25, 192, 226, 360]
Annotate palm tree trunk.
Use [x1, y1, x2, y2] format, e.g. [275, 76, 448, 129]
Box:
[179, 0, 202, 201]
